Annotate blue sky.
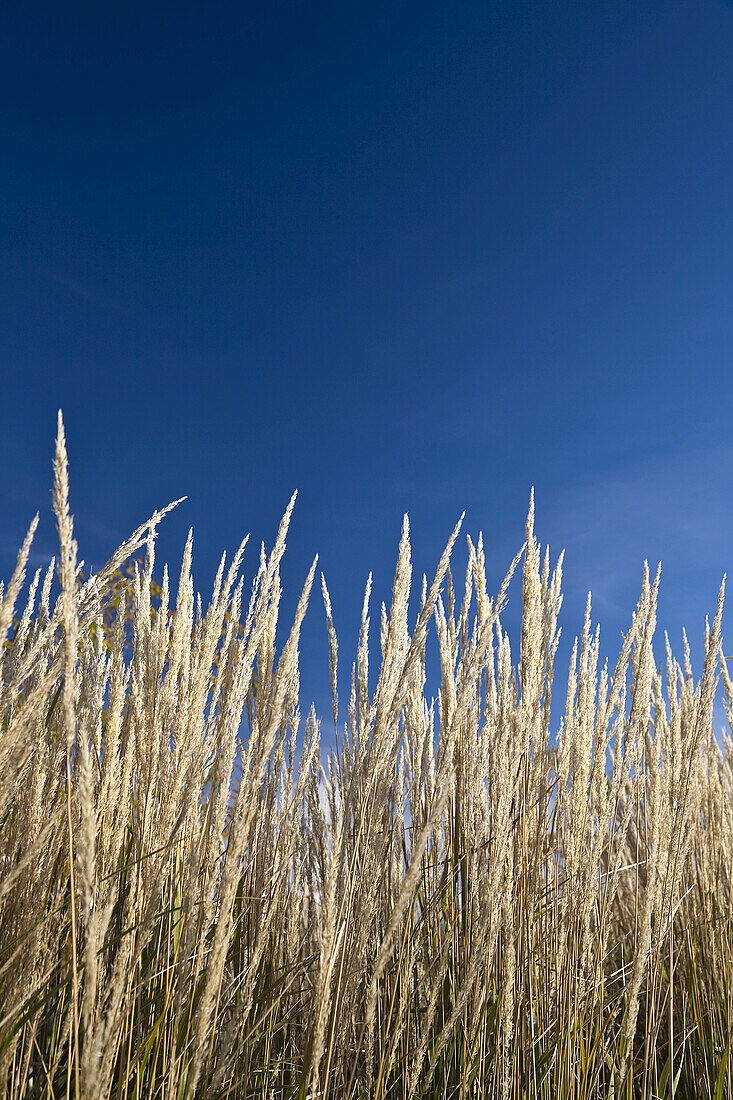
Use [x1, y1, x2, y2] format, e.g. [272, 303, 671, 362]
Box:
[2, 0, 733, 741]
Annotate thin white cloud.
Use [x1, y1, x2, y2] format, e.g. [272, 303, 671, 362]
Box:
[544, 438, 733, 615]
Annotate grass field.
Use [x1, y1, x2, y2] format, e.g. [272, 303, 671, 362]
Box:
[0, 414, 731, 1099]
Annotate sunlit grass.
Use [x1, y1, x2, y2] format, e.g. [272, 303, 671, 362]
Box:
[0, 413, 731, 1099]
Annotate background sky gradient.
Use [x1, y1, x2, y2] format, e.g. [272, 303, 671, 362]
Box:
[3, 0, 733, 741]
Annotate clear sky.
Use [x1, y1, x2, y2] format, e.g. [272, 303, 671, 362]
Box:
[3, 0, 733, 741]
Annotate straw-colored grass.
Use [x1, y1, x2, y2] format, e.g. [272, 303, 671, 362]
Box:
[1, 413, 732, 1099]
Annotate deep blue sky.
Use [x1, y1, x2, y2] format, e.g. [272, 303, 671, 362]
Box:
[3, 0, 733, 741]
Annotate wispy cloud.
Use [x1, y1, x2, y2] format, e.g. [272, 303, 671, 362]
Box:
[20, 259, 132, 315]
[545, 439, 733, 612]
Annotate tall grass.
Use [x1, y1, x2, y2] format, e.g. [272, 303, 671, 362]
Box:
[1, 413, 732, 1099]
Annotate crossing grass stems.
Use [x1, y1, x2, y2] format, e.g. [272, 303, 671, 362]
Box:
[0, 412, 732, 1099]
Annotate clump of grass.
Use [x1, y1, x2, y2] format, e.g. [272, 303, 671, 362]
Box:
[0, 413, 731, 1099]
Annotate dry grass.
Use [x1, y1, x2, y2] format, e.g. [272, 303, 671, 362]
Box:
[0, 413, 732, 1099]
